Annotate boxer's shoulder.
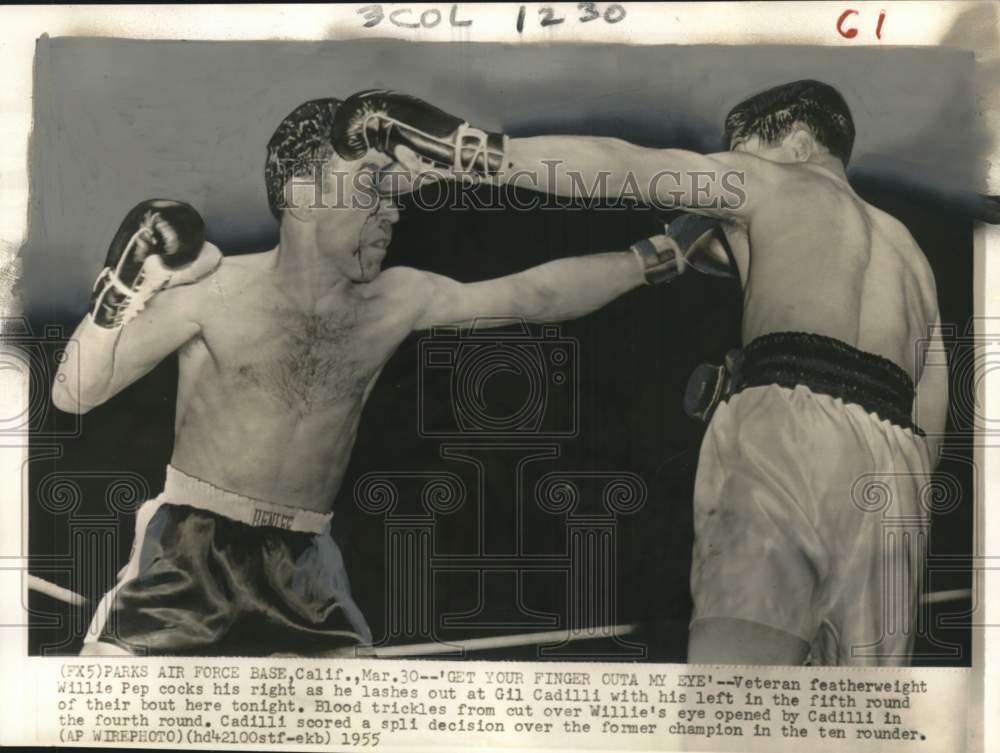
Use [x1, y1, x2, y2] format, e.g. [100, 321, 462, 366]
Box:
[138, 243, 227, 318]
[215, 249, 270, 276]
[709, 152, 836, 218]
[195, 249, 270, 296]
[155, 252, 271, 333]
[712, 149, 789, 182]
[364, 266, 441, 328]
[753, 166, 864, 226]
[368, 266, 433, 302]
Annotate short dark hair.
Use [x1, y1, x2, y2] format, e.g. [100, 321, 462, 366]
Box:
[264, 98, 342, 222]
[723, 80, 855, 165]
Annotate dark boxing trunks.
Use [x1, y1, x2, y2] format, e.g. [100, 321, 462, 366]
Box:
[85, 466, 372, 656]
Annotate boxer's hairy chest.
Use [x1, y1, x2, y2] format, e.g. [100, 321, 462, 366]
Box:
[200, 298, 402, 415]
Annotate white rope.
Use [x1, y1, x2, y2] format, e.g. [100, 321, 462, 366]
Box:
[919, 588, 971, 605]
[27, 575, 89, 607]
[25, 572, 970, 653]
[369, 624, 638, 658]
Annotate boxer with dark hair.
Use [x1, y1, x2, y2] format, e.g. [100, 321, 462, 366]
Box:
[264, 98, 343, 221]
[723, 79, 856, 165]
[53, 98, 717, 657]
[343, 80, 949, 666]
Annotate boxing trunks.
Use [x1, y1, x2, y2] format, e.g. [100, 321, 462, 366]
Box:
[690, 332, 933, 665]
[84, 466, 372, 656]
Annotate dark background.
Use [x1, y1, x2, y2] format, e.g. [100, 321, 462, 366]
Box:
[24, 38, 978, 662]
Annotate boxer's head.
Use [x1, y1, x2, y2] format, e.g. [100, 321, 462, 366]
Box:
[724, 80, 855, 167]
[265, 98, 400, 281]
[266, 98, 344, 223]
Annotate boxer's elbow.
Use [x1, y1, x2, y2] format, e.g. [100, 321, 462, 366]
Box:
[51, 380, 84, 414]
[51, 375, 104, 415]
[52, 384, 91, 415]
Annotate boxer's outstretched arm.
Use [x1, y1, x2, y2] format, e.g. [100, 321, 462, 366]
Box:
[505, 137, 775, 219]
[402, 252, 645, 331]
[333, 92, 775, 218]
[52, 287, 203, 414]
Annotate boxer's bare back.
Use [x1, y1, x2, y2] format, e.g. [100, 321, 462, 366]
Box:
[713, 148, 948, 450]
[505, 136, 939, 381]
[718, 161, 938, 378]
[501, 134, 948, 444]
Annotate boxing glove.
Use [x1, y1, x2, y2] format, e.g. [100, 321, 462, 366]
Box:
[89, 200, 218, 328]
[631, 213, 736, 285]
[332, 90, 508, 179]
[684, 349, 744, 423]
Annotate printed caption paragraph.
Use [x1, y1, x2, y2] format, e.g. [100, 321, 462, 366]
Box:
[45, 660, 967, 751]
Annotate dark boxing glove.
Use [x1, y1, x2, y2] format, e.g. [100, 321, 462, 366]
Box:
[684, 349, 744, 423]
[89, 200, 219, 328]
[332, 90, 508, 179]
[631, 213, 736, 285]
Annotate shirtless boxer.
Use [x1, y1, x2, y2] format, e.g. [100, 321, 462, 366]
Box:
[337, 80, 950, 665]
[52, 98, 718, 657]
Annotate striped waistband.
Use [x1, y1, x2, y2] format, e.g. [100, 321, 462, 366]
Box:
[163, 466, 332, 534]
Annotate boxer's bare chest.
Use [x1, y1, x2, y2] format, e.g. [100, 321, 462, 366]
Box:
[202, 291, 401, 416]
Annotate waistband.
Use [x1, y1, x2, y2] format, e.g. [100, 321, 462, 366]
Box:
[733, 332, 923, 435]
[163, 466, 332, 534]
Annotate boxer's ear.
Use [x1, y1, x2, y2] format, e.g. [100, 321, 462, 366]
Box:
[785, 128, 815, 163]
[282, 172, 322, 223]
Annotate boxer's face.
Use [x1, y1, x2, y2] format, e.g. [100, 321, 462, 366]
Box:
[305, 153, 401, 281]
[348, 193, 400, 282]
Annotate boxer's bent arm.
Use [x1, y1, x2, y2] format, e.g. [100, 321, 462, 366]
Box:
[408, 252, 645, 331]
[52, 287, 201, 414]
[505, 137, 774, 219]
[913, 315, 948, 466]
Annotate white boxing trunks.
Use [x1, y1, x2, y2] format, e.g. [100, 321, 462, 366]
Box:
[690, 332, 934, 666]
